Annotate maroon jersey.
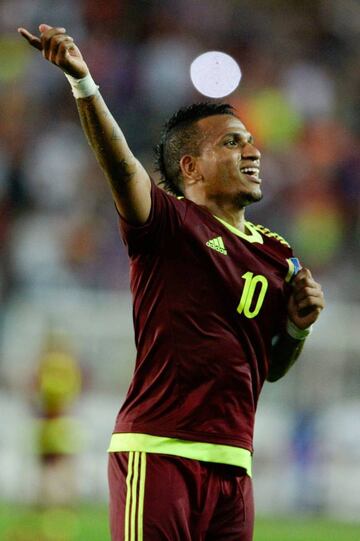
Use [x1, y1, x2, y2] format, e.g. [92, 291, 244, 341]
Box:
[113, 181, 294, 453]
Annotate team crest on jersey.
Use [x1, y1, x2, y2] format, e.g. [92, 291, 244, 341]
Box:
[206, 236, 227, 255]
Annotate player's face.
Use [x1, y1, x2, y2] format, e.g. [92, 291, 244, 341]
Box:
[195, 115, 262, 207]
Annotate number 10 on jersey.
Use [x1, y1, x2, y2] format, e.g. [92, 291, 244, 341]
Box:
[237, 272, 268, 319]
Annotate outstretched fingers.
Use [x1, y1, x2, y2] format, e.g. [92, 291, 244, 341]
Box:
[17, 27, 42, 51]
[18, 23, 87, 78]
[18, 25, 68, 58]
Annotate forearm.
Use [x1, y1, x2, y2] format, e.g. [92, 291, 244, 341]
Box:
[267, 266, 325, 382]
[76, 92, 141, 194]
[267, 332, 306, 382]
[75, 89, 151, 223]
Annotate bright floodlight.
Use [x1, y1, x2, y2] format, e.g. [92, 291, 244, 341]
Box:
[190, 51, 241, 98]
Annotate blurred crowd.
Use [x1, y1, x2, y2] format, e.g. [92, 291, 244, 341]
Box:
[0, 0, 359, 303]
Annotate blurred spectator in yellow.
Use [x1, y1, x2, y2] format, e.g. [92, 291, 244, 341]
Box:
[32, 330, 82, 508]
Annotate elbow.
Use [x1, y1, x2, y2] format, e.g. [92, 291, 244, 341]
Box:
[266, 374, 279, 383]
[266, 370, 285, 383]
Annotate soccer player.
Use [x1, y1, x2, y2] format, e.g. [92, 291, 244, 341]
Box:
[19, 24, 325, 541]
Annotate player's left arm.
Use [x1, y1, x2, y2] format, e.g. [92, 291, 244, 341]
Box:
[267, 268, 325, 382]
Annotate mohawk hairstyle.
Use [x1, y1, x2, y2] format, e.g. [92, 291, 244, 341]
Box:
[154, 102, 236, 196]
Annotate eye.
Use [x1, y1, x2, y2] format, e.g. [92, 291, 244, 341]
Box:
[225, 140, 238, 147]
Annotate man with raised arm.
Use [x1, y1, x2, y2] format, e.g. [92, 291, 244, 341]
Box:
[19, 24, 324, 541]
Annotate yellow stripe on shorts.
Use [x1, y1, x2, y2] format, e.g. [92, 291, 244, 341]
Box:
[124, 451, 147, 541]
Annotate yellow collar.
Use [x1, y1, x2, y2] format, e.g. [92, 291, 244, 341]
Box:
[213, 216, 263, 244]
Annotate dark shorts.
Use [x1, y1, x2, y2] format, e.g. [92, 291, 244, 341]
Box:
[108, 451, 254, 541]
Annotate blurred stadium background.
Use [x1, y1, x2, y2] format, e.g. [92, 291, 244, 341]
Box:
[0, 0, 359, 539]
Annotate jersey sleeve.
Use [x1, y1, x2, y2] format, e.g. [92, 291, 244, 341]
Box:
[117, 179, 187, 257]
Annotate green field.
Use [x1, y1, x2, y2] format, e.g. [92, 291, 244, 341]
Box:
[1, 504, 359, 540]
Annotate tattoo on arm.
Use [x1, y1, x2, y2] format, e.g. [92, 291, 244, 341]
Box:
[113, 159, 134, 189]
[75, 93, 136, 191]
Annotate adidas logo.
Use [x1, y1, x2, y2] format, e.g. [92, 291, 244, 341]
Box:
[206, 236, 227, 255]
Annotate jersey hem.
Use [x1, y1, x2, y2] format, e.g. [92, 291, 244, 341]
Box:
[113, 425, 253, 452]
[108, 433, 252, 477]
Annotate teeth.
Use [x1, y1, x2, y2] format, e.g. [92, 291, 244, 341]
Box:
[241, 167, 259, 176]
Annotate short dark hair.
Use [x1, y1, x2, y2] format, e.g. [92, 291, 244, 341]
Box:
[154, 102, 236, 196]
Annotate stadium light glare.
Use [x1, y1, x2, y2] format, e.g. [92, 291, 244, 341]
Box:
[190, 51, 242, 98]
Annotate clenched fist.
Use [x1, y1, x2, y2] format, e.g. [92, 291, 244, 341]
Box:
[287, 267, 325, 330]
[18, 23, 88, 79]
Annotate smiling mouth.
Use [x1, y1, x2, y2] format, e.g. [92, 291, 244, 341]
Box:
[240, 166, 261, 182]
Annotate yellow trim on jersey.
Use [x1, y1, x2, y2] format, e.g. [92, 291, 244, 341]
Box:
[108, 433, 252, 477]
[124, 451, 147, 541]
[253, 224, 290, 247]
[213, 216, 264, 244]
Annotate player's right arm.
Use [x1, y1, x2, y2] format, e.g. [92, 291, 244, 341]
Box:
[18, 24, 151, 225]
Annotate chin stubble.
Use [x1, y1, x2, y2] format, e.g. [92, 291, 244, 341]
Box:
[236, 189, 263, 208]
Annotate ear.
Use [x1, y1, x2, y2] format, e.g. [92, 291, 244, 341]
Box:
[179, 155, 202, 187]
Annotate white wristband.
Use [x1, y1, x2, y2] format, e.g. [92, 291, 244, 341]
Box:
[286, 318, 313, 340]
[64, 72, 99, 99]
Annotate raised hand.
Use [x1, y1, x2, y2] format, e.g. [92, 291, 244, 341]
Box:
[287, 267, 325, 330]
[18, 23, 88, 79]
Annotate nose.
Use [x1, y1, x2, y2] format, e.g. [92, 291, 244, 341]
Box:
[242, 142, 261, 161]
